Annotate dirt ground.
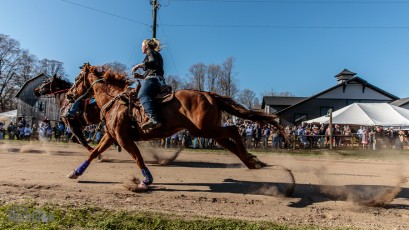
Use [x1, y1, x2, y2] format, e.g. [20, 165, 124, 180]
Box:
[1, 141, 409, 229]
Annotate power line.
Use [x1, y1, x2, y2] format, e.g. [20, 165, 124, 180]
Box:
[158, 15, 180, 77]
[60, 0, 150, 26]
[161, 24, 409, 29]
[171, 0, 409, 3]
[59, 0, 409, 30]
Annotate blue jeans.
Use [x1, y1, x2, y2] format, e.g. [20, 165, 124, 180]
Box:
[67, 100, 81, 116]
[67, 98, 96, 116]
[138, 76, 161, 120]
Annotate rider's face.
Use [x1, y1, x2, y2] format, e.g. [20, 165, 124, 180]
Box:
[141, 42, 148, 54]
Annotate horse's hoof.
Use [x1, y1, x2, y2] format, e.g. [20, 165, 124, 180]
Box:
[255, 161, 267, 169]
[122, 182, 149, 193]
[138, 181, 148, 190]
[67, 171, 78, 179]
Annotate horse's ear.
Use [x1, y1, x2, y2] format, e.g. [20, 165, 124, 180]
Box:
[52, 74, 57, 79]
[80, 62, 91, 71]
[103, 69, 111, 81]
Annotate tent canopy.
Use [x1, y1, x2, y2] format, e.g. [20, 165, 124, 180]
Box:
[304, 103, 409, 126]
[0, 110, 17, 127]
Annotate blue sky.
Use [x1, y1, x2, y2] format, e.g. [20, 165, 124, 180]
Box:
[1, 0, 409, 99]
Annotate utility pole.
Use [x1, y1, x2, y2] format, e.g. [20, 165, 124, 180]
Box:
[151, 0, 159, 38]
[328, 109, 333, 150]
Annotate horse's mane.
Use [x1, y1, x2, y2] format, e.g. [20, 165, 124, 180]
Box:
[85, 64, 129, 89]
[55, 77, 73, 88]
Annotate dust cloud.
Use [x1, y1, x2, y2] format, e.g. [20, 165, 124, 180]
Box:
[316, 151, 407, 207]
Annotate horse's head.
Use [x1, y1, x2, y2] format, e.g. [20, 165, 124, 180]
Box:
[66, 63, 130, 101]
[33, 74, 73, 97]
[66, 63, 97, 101]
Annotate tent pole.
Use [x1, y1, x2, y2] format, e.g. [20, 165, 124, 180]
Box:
[329, 109, 333, 150]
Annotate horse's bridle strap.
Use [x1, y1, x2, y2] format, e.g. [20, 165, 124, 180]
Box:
[76, 78, 105, 101]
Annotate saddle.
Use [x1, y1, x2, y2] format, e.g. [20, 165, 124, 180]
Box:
[100, 84, 174, 129]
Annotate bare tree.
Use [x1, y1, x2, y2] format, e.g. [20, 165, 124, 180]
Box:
[186, 63, 207, 91]
[218, 57, 238, 98]
[14, 50, 39, 87]
[0, 34, 68, 111]
[164, 75, 182, 91]
[104, 61, 129, 76]
[206, 64, 221, 93]
[38, 59, 65, 77]
[0, 34, 23, 111]
[261, 88, 294, 97]
[237, 88, 260, 110]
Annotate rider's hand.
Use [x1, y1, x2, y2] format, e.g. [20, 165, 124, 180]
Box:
[131, 63, 144, 74]
[133, 73, 144, 79]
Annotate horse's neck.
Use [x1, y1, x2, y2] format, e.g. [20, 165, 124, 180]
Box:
[92, 81, 118, 108]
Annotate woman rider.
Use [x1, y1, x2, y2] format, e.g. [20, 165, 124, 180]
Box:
[132, 38, 165, 130]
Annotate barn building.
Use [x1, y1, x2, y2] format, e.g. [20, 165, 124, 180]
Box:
[390, 97, 409, 110]
[262, 69, 400, 126]
[14, 73, 64, 127]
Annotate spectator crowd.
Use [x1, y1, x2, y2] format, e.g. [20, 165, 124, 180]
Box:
[0, 117, 408, 151]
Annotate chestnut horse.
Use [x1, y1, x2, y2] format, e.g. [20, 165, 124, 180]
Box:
[33, 74, 126, 152]
[66, 64, 287, 192]
[33, 73, 183, 164]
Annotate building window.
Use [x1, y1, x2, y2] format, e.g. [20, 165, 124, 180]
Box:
[294, 114, 308, 124]
[35, 101, 45, 112]
[346, 99, 360, 105]
[320, 106, 334, 116]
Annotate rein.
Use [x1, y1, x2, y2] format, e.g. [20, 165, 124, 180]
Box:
[44, 88, 69, 96]
[52, 89, 70, 95]
[75, 78, 105, 101]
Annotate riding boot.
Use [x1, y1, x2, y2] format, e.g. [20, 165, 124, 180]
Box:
[141, 116, 162, 130]
[63, 100, 81, 120]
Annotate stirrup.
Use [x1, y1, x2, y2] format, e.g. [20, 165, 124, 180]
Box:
[141, 119, 162, 130]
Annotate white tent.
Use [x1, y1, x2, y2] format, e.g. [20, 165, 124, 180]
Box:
[0, 110, 17, 127]
[304, 103, 409, 126]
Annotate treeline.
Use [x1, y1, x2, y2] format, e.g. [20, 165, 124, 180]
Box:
[0, 34, 66, 112]
[0, 33, 294, 113]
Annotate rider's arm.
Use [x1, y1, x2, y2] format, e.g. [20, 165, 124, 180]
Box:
[143, 50, 158, 70]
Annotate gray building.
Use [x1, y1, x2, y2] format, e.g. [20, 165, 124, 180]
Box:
[15, 73, 64, 127]
[262, 69, 400, 126]
[390, 97, 409, 110]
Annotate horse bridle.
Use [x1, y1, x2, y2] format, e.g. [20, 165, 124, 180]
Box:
[39, 77, 70, 95]
[69, 70, 104, 101]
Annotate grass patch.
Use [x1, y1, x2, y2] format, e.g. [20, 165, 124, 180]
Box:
[0, 202, 326, 230]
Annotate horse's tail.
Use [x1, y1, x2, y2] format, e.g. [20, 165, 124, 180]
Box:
[211, 92, 290, 145]
[211, 92, 278, 122]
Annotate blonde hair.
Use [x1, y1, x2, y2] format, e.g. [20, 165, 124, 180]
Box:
[143, 38, 161, 52]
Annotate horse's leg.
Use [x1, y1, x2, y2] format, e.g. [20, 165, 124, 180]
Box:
[67, 133, 114, 179]
[116, 137, 152, 190]
[71, 126, 94, 152]
[206, 125, 266, 169]
[216, 137, 266, 169]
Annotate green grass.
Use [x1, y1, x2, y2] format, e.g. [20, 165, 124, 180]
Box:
[0, 202, 321, 230]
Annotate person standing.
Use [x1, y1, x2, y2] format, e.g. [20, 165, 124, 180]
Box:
[7, 122, 16, 140]
[0, 122, 3, 139]
[261, 125, 270, 148]
[253, 124, 262, 148]
[131, 38, 165, 130]
[361, 127, 369, 149]
[23, 124, 32, 141]
[245, 125, 254, 149]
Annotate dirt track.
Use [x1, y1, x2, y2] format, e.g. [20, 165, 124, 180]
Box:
[1, 141, 409, 229]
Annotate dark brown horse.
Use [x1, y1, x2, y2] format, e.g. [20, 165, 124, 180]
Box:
[66, 64, 288, 192]
[33, 74, 72, 97]
[33, 74, 113, 152]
